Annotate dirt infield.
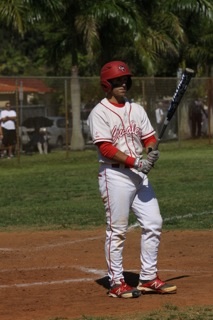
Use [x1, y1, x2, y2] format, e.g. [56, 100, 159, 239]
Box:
[0, 228, 212, 320]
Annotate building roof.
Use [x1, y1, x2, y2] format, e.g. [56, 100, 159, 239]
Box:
[0, 78, 53, 94]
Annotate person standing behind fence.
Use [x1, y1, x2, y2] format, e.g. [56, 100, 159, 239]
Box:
[0, 119, 3, 157]
[37, 128, 49, 155]
[201, 100, 209, 136]
[0, 101, 17, 158]
[155, 102, 164, 136]
[189, 98, 207, 138]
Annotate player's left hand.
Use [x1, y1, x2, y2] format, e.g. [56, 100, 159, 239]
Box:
[134, 157, 153, 174]
[147, 150, 160, 163]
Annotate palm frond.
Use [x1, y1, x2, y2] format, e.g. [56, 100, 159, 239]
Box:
[0, 0, 26, 35]
[166, 0, 213, 19]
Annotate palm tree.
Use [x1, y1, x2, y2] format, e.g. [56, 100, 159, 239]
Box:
[131, 0, 213, 76]
[0, 0, 63, 36]
[70, 0, 143, 149]
[157, 0, 213, 75]
[42, 0, 213, 149]
[0, 1, 64, 75]
[1, 1, 212, 149]
[43, 0, 141, 150]
[172, 0, 213, 76]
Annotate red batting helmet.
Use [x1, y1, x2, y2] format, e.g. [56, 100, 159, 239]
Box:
[100, 61, 132, 92]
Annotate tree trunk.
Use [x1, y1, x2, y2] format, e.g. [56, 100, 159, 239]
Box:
[70, 66, 85, 150]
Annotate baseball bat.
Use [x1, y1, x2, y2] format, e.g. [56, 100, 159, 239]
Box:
[152, 68, 195, 151]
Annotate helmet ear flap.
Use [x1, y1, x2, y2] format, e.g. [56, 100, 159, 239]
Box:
[101, 80, 112, 92]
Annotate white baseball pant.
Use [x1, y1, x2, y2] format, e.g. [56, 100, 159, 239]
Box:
[98, 165, 163, 287]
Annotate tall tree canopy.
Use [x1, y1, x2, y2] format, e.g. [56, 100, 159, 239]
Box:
[0, 0, 212, 76]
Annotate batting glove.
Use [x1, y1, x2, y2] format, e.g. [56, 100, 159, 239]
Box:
[147, 149, 160, 163]
[134, 157, 153, 174]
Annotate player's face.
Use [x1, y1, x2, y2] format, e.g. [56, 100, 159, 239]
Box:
[110, 76, 128, 89]
[110, 76, 128, 101]
[5, 102, 11, 109]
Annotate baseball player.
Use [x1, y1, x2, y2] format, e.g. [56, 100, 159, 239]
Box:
[88, 61, 177, 298]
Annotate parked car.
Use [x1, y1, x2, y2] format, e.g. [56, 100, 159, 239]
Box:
[19, 114, 92, 150]
[81, 109, 93, 144]
[46, 116, 72, 148]
[48, 114, 92, 146]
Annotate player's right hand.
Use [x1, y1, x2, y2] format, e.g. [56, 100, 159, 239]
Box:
[147, 149, 160, 163]
[134, 157, 153, 174]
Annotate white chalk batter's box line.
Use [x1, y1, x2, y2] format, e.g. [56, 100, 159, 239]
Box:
[0, 212, 211, 289]
[0, 236, 102, 252]
[0, 265, 210, 275]
[0, 210, 212, 252]
[128, 210, 213, 230]
[0, 266, 211, 289]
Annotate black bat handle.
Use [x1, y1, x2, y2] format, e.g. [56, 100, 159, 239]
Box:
[151, 68, 194, 151]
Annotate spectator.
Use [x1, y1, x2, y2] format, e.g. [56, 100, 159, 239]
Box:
[201, 101, 209, 136]
[0, 119, 3, 157]
[0, 101, 17, 158]
[37, 127, 49, 154]
[189, 99, 207, 138]
[155, 102, 164, 136]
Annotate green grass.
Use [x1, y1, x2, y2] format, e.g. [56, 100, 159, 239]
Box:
[0, 139, 212, 230]
[50, 305, 213, 320]
[0, 140, 212, 320]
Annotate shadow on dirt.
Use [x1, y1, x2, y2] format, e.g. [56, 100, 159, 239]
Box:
[96, 271, 139, 289]
[96, 272, 190, 289]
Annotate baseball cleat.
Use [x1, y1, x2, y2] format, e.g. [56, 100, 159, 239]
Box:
[108, 279, 141, 298]
[137, 276, 177, 294]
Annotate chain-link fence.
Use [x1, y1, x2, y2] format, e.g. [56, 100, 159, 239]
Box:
[0, 76, 212, 159]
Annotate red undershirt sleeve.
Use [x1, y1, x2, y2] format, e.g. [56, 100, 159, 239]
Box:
[96, 142, 135, 167]
[96, 142, 118, 158]
[142, 135, 157, 147]
[96, 134, 157, 168]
